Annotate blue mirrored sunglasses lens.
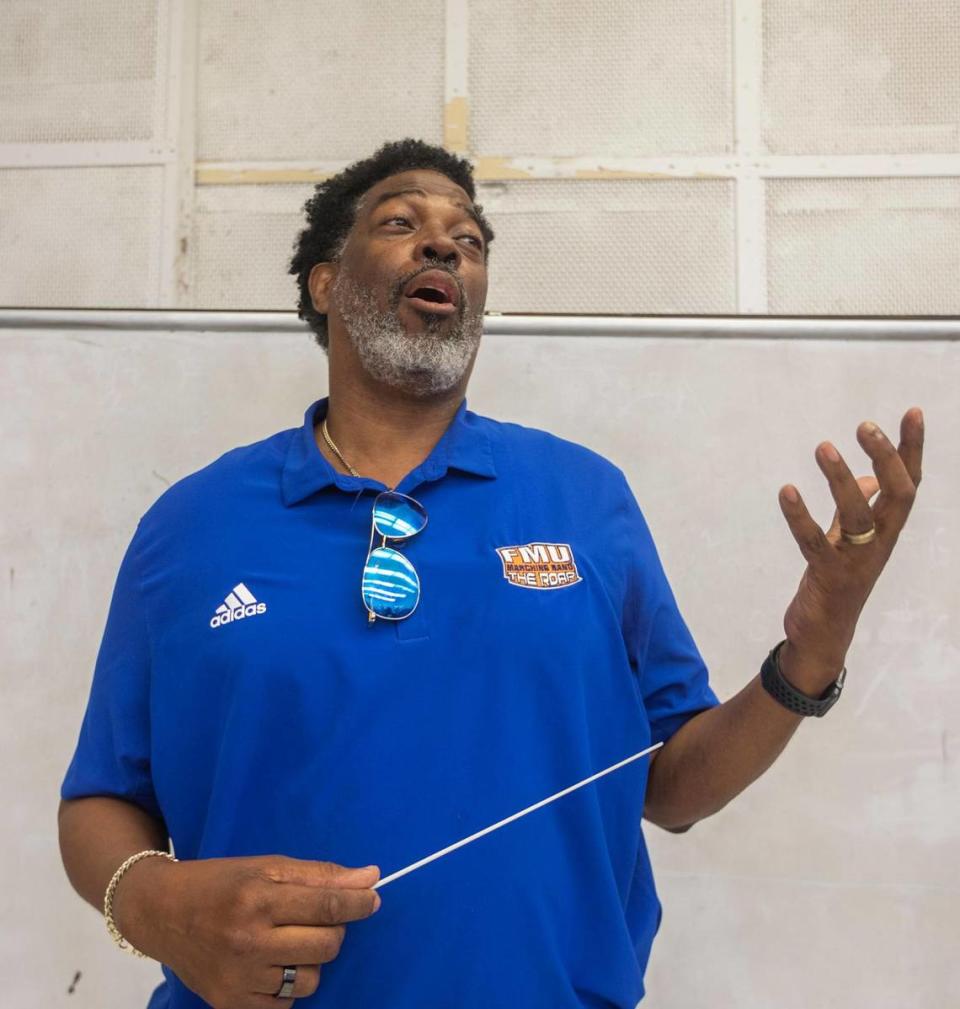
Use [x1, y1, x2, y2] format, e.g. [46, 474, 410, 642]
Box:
[362, 546, 421, 619]
[372, 493, 427, 540]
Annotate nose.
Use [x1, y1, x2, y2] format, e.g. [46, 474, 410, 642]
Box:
[414, 229, 460, 268]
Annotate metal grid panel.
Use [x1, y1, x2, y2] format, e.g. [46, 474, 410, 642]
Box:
[468, 0, 733, 157]
[763, 0, 960, 154]
[190, 184, 313, 309]
[0, 0, 159, 143]
[479, 180, 736, 314]
[197, 1, 444, 161]
[190, 179, 735, 315]
[767, 178, 960, 314]
[0, 167, 164, 307]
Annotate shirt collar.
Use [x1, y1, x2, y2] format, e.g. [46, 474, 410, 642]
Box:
[281, 397, 497, 506]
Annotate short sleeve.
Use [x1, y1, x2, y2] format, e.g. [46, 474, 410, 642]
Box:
[60, 523, 163, 820]
[618, 474, 720, 745]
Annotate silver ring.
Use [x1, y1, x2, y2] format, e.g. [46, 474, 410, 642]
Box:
[276, 965, 297, 999]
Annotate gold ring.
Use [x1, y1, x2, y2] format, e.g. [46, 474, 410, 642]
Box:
[840, 526, 877, 546]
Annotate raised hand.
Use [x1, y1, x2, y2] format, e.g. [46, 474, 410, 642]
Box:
[776, 408, 924, 678]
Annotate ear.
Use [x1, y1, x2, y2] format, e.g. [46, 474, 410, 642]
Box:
[307, 262, 338, 314]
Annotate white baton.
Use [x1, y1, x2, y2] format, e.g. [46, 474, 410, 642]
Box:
[374, 740, 664, 890]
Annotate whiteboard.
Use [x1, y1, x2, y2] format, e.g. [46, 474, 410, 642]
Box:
[3, 315, 957, 1008]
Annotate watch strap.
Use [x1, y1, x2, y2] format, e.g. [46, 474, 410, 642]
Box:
[760, 640, 846, 717]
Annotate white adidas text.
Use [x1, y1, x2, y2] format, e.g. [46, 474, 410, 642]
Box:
[211, 602, 266, 628]
[210, 582, 267, 628]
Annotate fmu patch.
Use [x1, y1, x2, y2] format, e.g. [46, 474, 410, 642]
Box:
[495, 542, 582, 590]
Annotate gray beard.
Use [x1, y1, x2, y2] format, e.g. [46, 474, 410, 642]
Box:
[331, 269, 484, 398]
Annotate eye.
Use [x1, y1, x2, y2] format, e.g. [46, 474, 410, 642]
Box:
[384, 215, 412, 227]
[459, 234, 483, 249]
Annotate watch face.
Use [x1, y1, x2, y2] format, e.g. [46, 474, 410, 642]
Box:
[814, 689, 839, 717]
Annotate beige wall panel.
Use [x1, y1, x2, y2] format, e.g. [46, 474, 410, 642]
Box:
[0, 0, 159, 143]
[192, 179, 737, 315]
[190, 183, 313, 310]
[0, 167, 164, 307]
[479, 180, 736, 313]
[197, 1, 444, 161]
[8, 325, 955, 1005]
[763, 0, 960, 154]
[767, 178, 960, 314]
[469, 0, 733, 156]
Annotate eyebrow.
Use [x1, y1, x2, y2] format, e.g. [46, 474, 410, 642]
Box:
[367, 187, 484, 235]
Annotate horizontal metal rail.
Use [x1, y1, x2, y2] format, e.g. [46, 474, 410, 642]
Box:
[1, 309, 958, 340]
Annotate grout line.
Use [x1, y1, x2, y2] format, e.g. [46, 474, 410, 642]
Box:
[444, 0, 469, 153]
[192, 153, 960, 186]
[732, 0, 767, 313]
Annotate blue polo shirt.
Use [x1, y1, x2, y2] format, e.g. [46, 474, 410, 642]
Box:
[62, 397, 720, 1008]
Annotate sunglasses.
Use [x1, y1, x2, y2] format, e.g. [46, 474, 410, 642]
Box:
[361, 491, 428, 623]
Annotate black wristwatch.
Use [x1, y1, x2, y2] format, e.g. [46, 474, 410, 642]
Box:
[760, 640, 847, 717]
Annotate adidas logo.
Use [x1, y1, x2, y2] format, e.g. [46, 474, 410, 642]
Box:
[210, 582, 267, 629]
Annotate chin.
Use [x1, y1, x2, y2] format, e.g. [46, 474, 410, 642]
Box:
[385, 371, 464, 399]
[402, 307, 458, 334]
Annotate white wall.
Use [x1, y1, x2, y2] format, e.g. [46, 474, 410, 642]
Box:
[3, 318, 957, 1007]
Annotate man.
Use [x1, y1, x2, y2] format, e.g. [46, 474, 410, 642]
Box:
[59, 139, 924, 1009]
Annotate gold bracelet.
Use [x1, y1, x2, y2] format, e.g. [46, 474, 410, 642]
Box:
[103, 849, 178, 957]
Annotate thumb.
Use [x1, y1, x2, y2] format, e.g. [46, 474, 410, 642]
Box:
[826, 475, 880, 539]
[857, 475, 881, 502]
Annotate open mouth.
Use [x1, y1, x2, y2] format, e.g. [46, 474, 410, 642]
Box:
[402, 270, 461, 316]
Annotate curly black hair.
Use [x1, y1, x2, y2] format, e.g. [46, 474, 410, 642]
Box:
[289, 138, 495, 350]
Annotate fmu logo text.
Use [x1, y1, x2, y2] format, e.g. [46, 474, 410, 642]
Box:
[495, 542, 582, 590]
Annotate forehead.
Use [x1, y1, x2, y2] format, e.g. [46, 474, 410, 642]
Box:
[358, 169, 474, 216]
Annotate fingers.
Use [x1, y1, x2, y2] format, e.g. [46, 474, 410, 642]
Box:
[257, 857, 380, 890]
[269, 882, 381, 927]
[778, 484, 831, 564]
[781, 409, 924, 557]
[896, 407, 924, 488]
[253, 964, 322, 1001]
[814, 440, 875, 538]
[263, 924, 347, 966]
[855, 413, 921, 534]
[823, 474, 880, 541]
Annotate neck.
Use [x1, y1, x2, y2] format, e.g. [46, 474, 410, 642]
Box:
[318, 357, 466, 490]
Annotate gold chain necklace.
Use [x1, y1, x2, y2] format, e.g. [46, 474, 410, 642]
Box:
[321, 418, 361, 478]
